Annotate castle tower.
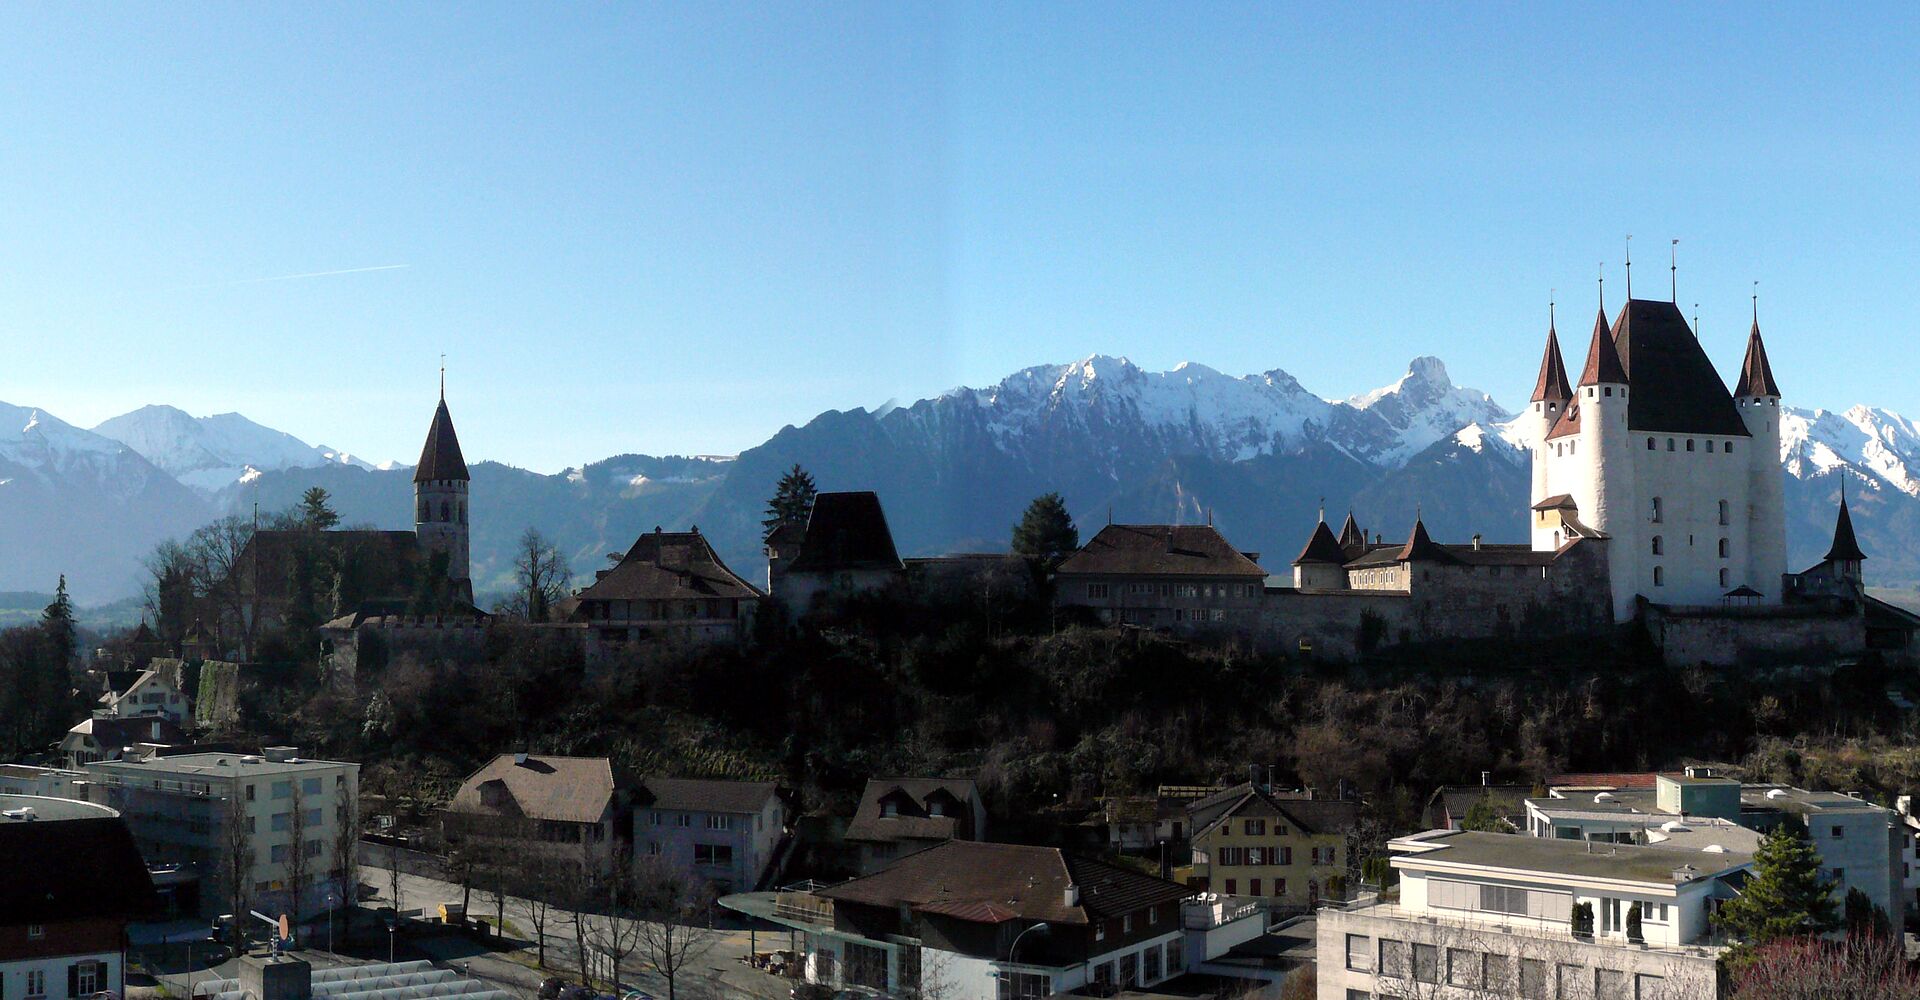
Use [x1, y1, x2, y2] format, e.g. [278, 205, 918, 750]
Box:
[414, 391, 472, 601]
[1735, 315, 1786, 596]
[1574, 306, 1635, 619]
[1821, 485, 1867, 592]
[1528, 309, 1573, 550]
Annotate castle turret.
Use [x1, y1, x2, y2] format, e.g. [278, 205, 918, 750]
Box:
[1822, 483, 1866, 589]
[1575, 306, 1635, 618]
[1529, 310, 1573, 549]
[1735, 315, 1786, 597]
[1292, 516, 1347, 590]
[414, 393, 472, 600]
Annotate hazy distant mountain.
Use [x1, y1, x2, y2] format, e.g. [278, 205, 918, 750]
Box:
[93, 404, 382, 495]
[10, 355, 1920, 604]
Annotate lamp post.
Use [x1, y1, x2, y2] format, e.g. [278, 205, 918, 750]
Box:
[386, 918, 397, 964]
[326, 893, 337, 954]
[1007, 921, 1050, 968]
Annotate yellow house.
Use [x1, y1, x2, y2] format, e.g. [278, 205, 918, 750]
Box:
[1182, 784, 1358, 910]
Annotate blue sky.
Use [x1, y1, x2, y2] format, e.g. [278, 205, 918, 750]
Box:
[3, 4, 1915, 473]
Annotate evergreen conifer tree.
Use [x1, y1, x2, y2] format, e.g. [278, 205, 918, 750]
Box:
[41, 575, 75, 666]
[1717, 821, 1840, 944]
[1011, 492, 1079, 567]
[298, 487, 341, 530]
[762, 465, 817, 541]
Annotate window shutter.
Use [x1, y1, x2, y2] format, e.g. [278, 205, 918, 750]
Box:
[68, 964, 80, 999]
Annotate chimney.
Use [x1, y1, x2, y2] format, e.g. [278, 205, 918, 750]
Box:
[1472, 535, 1482, 551]
[1481, 770, 1491, 787]
[514, 752, 530, 766]
[1063, 884, 1080, 907]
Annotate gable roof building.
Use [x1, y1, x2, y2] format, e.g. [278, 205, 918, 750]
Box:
[844, 777, 986, 874]
[571, 528, 763, 643]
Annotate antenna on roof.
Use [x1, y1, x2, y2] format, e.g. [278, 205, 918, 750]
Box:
[1549, 290, 1556, 330]
[1670, 239, 1678, 302]
[1693, 303, 1700, 339]
[1624, 235, 1633, 299]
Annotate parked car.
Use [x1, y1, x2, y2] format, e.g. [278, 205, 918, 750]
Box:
[536, 979, 569, 1000]
[618, 990, 656, 1000]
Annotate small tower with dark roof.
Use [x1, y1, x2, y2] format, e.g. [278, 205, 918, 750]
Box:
[1736, 312, 1787, 596]
[1529, 308, 1573, 549]
[414, 390, 472, 600]
[1292, 516, 1347, 590]
[1575, 305, 1636, 618]
[1822, 484, 1866, 587]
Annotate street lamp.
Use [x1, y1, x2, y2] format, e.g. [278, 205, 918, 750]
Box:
[386, 918, 397, 964]
[1007, 921, 1050, 967]
[326, 894, 337, 954]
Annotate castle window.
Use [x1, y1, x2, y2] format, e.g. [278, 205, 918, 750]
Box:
[1653, 566, 1665, 587]
[1569, 441, 1576, 455]
[1720, 569, 1731, 588]
[1604, 387, 1613, 397]
[1667, 438, 1675, 451]
[440, 501, 450, 522]
[1647, 437, 1655, 450]
[1726, 442, 1734, 454]
[1687, 439, 1695, 452]
[1719, 500, 1730, 526]
[417, 498, 428, 521]
[1651, 536, 1663, 556]
[1719, 538, 1730, 558]
[1651, 497, 1664, 523]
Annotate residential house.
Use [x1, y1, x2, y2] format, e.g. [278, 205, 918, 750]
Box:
[1053, 523, 1268, 635]
[728, 840, 1198, 999]
[96, 664, 191, 725]
[61, 715, 190, 768]
[445, 754, 625, 873]
[1318, 830, 1747, 1000]
[1523, 767, 1906, 929]
[1424, 778, 1534, 832]
[844, 778, 986, 875]
[1102, 785, 1220, 854]
[766, 491, 906, 610]
[568, 527, 763, 645]
[85, 747, 359, 920]
[1184, 783, 1359, 912]
[0, 796, 156, 1000]
[634, 777, 786, 893]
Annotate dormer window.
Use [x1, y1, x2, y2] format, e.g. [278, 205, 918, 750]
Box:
[882, 801, 898, 817]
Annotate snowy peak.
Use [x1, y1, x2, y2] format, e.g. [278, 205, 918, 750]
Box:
[92, 404, 377, 495]
[1782, 405, 1920, 496]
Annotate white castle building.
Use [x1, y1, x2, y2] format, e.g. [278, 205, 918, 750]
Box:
[1528, 297, 1785, 621]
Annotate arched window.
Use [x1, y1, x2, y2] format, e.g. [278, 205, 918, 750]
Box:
[1651, 497, 1664, 523]
[1718, 538, 1730, 558]
[1718, 500, 1730, 526]
[1720, 568, 1730, 588]
[1667, 438, 1675, 451]
[1651, 536, 1663, 556]
[1686, 439, 1695, 452]
[1647, 437, 1656, 450]
[1705, 440, 1714, 453]
[440, 501, 450, 522]
[1653, 566, 1665, 587]
[1726, 442, 1735, 454]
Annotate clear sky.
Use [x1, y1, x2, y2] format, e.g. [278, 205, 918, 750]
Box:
[3, 4, 1915, 473]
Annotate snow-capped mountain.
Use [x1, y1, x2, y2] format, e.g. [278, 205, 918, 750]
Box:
[92, 405, 378, 495]
[1782, 406, 1920, 497]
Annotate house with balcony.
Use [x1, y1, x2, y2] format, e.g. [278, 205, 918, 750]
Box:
[843, 777, 986, 875]
[1182, 783, 1359, 913]
[0, 795, 156, 1000]
[568, 528, 763, 645]
[97, 664, 191, 725]
[634, 777, 786, 894]
[1523, 767, 1905, 930]
[445, 754, 625, 874]
[722, 840, 1199, 999]
[1317, 830, 1750, 1000]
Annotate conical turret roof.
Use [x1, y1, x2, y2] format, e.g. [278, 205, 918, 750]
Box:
[1824, 490, 1867, 563]
[414, 399, 471, 482]
[1577, 308, 1628, 386]
[1531, 321, 1573, 403]
[1337, 511, 1366, 550]
[1294, 520, 1347, 566]
[1735, 319, 1781, 397]
[1396, 518, 1456, 563]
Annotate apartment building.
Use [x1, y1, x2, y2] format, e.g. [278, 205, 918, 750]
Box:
[85, 747, 359, 921]
[0, 796, 156, 1000]
[634, 777, 786, 894]
[1318, 830, 1748, 1000]
[1183, 783, 1359, 912]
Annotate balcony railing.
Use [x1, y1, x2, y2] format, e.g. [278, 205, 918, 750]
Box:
[773, 892, 834, 925]
[1319, 897, 1728, 959]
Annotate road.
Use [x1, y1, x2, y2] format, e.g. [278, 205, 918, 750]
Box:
[361, 861, 803, 1000]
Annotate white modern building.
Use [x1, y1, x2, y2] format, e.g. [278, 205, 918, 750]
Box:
[85, 747, 359, 921]
[1318, 830, 1748, 1000]
[1528, 298, 1786, 619]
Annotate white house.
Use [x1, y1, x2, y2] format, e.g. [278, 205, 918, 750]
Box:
[634, 777, 787, 894]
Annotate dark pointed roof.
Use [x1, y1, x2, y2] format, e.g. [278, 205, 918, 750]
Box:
[1531, 321, 1573, 403]
[787, 491, 905, 573]
[1577, 307, 1628, 386]
[1824, 493, 1867, 563]
[414, 399, 470, 483]
[1396, 518, 1457, 563]
[1337, 512, 1366, 550]
[572, 528, 765, 606]
[1293, 520, 1346, 566]
[1735, 319, 1782, 398]
[1610, 300, 1749, 436]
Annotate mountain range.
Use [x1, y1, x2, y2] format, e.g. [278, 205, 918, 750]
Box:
[4, 357, 1917, 605]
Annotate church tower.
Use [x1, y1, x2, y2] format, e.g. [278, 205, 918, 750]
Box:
[1735, 314, 1787, 597]
[414, 388, 472, 601]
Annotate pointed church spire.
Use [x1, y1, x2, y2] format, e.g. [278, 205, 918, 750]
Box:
[1577, 306, 1627, 386]
[1337, 510, 1365, 550]
[1293, 519, 1346, 566]
[1396, 517, 1455, 563]
[414, 396, 471, 483]
[1824, 480, 1867, 563]
[1734, 310, 1781, 398]
[1531, 303, 1573, 403]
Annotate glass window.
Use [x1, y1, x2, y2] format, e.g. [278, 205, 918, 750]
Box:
[271, 812, 290, 832]
[1120, 952, 1139, 987]
[1650, 497, 1663, 522]
[271, 781, 293, 800]
[693, 843, 734, 866]
[1654, 566, 1665, 586]
[1380, 939, 1410, 979]
[1448, 948, 1481, 988]
[997, 972, 1052, 999]
[1556, 964, 1585, 1000]
[1596, 968, 1628, 1000]
[1519, 959, 1548, 1000]
[1167, 937, 1183, 974]
[1485, 954, 1514, 993]
[1346, 934, 1372, 971]
[1412, 944, 1440, 984]
[1144, 945, 1162, 983]
[1651, 536, 1663, 556]
[1635, 974, 1667, 999]
[27, 970, 46, 998]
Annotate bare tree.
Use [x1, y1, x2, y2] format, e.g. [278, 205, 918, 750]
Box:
[386, 838, 406, 911]
[188, 514, 262, 659]
[285, 781, 311, 926]
[221, 797, 255, 941]
[497, 528, 572, 622]
[585, 851, 645, 992]
[333, 796, 361, 944]
[508, 852, 562, 969]
[629, 854, 719, 1000]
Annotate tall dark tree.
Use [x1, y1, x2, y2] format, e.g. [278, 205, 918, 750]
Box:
[1717, 821, 1839, 944]
[41, 575, 76, 668]
[298, 487, 341, 530]
[762, 464, 817, 541]
[1011, 493, 1079, 567]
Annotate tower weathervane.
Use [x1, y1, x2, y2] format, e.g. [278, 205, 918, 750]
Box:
[1598, 263, 1605, 311]
[1624, 235, 1633, 299]
[1670, 239, 1678, 302]
[439, 354, 446, 401]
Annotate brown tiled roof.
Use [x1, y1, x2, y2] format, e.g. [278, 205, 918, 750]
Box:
[1396, 520, 1456, 563]
[68, 715, 189, 749]
[0, 817, 157, 922]
[1531, 494, 1577, 511]
[1531, 321, 1573, 403]
[638, 776, 779, 815]
[414, 398, 470, 482]
[1426, 784, 1534, 828]
[1549, 772, 1679, 790]
[1337, 512, 1366, 550]
[1577, 307, 1627, 386]
[451, 754, 613, 825]
[1057, 524, 1267, 578]
[1824, 495, 1867, 563]
[1612, 300, 1750, 436]
[1545, 400, 1583, 440]
[845, 777, 979, 844]
[1292, 521, 1346, 566]
[1189, 784, 1361, 841]
[818, 840, 1190, 925]
[576, 529, 763, 604]
[787, 492, 904, 573]
[1735, 320, 1781, 398]
[1446, 544, 1557, 567]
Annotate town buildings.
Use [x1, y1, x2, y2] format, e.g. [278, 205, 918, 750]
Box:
[444, 754, 624, 872]
[568, 528, 763, 644]
[766, 491, 906, 610]
[1182, 783, 1359, 913]
[634, 777, 788, 893]
[842, 777, 987, 875]
[96, 664, 191, 725]
[1317, 829, 1744, 1000]
[0, 795, 155, 1000]
[1053, 523, 1268, 635]
[61, 715, 191, 768]
[84, 747, 359, 920]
